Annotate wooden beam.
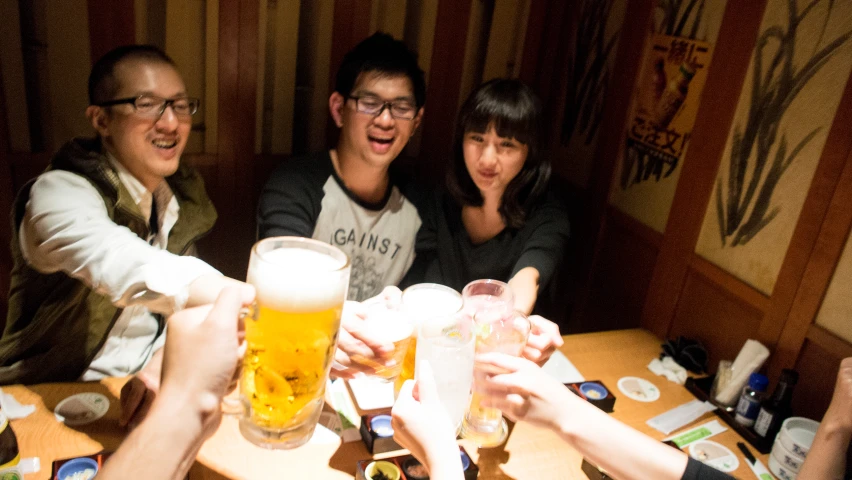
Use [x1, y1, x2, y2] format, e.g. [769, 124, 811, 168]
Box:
[768, 144, 852, 381]
[760, 73, 852, 358]
[87, 0, 136, 63]
[639, 0, 768, 338]
[417, 0, 473, 183]
[211, 0, 259, 278]
[326, 0, 372, 146]
[568, 0, 655, 325]
[0, 49, 14, 318]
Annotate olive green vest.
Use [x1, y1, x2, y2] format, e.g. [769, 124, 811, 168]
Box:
[0, 137, 217, 385]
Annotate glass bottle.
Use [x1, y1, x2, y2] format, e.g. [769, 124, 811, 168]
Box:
[754, 369, 798, 439]
[734, 373, 768, 427]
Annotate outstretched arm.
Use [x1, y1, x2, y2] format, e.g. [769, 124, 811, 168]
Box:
[475, 353, 690, 480]
[100, 287, 253, 479]
[798, 357, 852, 480]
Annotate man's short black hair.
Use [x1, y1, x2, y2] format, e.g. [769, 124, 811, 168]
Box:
[446, 78, 550, 229]
[88, 45, 176, 105]
[334, 32, 426, 107]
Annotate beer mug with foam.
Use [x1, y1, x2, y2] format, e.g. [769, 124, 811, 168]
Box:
[237, 237, 350, 449]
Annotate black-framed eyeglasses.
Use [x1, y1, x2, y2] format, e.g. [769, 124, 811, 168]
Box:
[349, 95, 418, 120]
[96, 94, 200, 117]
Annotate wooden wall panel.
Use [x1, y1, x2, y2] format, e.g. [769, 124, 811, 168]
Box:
[580, 208, 661, 333]
[761, 75, 852, 369]
[792, 331, 851, 421]
[567, 0, 654, 324]
[209, 0, 259, 278]
[415, 0, 473, 184]
[87, 0, 135, 65]
[769, 145, 852, 381]
[668, 267, 764, 372]
[640, 0, 768, 338]
[0, 59, 12, 318]
[326, 0, 371, 147]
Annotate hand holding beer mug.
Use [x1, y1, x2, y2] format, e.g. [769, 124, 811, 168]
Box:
[236, 237, 350, 449]
[330, 300, 401, 379]
[350, 292, 414, 381]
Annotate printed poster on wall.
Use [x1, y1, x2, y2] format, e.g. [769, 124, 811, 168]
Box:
[622, 34, 713, 194]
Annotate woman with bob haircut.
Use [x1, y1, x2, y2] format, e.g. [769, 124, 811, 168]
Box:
[402, 78, 570, 315]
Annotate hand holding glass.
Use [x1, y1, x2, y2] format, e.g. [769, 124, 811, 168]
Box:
[461, 309, 530, 447]
[415, 311, 476, 433]
[393, 284, 463, 397]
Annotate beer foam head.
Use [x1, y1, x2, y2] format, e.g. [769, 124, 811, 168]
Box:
[402, 285, 462, 320]
[249, 247, 347, 312]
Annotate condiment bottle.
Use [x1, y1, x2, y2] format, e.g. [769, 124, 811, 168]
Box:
[734, 373, 768, 427]
[0, 411, 22, 479]
[754, 369, 798, 440]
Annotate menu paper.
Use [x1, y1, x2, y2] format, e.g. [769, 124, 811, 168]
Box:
[663, 420, 727, 448]
[647, 399, 717, 434]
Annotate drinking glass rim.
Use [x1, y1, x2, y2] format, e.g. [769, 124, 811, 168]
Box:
[462, 278, 510, 292]
[462, 279, 514, 303]
[252, 236, 350, 272]
[401, 283, 463, 313]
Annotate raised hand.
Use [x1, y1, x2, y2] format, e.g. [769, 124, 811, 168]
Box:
[521, 315, 563, 366]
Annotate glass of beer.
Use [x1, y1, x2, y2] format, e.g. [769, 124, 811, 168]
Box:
[353, 300, 414, 381]
[238, 237, 350, 449]
[393, 284, 463, 397]
[416, 310, 475, 433]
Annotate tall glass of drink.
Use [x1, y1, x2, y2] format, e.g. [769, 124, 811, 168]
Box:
[393, 284, 463, 397]
[239, 237, 350, 449]
[415, 310, 476, 433]
[461, 309, 530, 447]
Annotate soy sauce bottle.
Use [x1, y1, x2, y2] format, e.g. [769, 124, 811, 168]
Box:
[0, 410, 22, 479]
[735, 373, 768, 427]
[754, 369, 798, 440]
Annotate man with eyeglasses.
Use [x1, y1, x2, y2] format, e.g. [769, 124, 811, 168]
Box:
[259, 33, 426, 304]
[0, 45, 249, 424]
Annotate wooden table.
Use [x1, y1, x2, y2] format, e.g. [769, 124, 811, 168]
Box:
[10, 329, 768, 479]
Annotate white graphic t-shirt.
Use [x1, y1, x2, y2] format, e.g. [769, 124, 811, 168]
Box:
[258, 151, 422, 301]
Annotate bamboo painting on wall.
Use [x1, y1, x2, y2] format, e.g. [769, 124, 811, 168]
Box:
[695, 0, 852, 295]
[557, 0, 626, 188]
[609, 0, 727, 232]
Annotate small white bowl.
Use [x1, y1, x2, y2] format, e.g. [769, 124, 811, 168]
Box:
[778, 417, 819, 459]
[769, 453, 798, 480]
[772, 437, 804, 472]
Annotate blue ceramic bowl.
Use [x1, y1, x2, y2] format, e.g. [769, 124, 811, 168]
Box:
[579, 382, 608, 400]
[57, 457, 99, 480]
[370, 414, 394, 437]
[460, 449, 471, 470]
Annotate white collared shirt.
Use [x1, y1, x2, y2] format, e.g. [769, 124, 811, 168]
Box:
[19, 156, 219, 380]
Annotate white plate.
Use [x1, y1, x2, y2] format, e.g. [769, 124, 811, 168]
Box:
[689, 440, 740, 473]
[54, 393, 109, 426]
[617, 376, 660, 402]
